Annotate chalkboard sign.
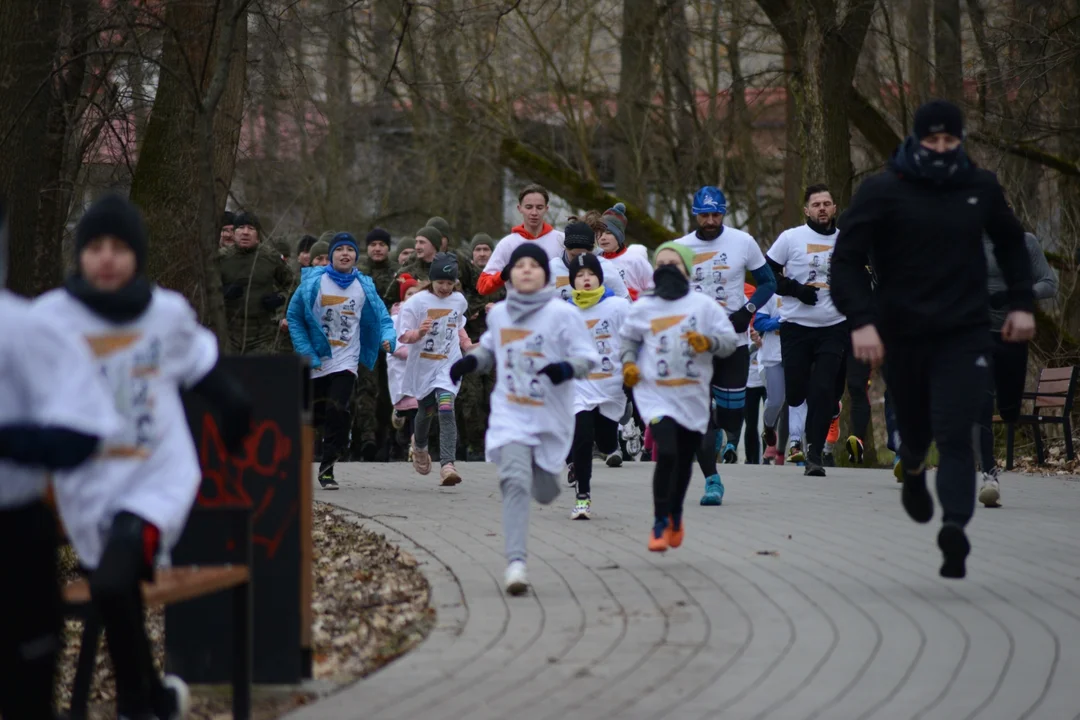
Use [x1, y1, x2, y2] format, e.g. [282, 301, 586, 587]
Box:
[165, 354, 312, 685]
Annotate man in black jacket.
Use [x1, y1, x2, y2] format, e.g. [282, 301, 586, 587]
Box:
[832, 99, 1035, 580]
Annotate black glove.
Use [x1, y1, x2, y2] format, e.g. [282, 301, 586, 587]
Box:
[728, 307, 752, 334]
[989, 290, 1009, 310]
[792, 283, 819, 306]
[450, 355, 479, 385]
[261, 293, 285, 312]
[538, 361, 574, 385]
[222, 283, 245, 301]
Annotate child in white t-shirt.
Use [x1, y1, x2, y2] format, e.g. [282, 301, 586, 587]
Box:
[621, 242, 738, 552]
[564, 252, 631, 520]
[388, 275, 422, 447]
[32, 194, 254, 719]
[753, 294, 785, 463]
[398, 253, 472, 485]
[451, 242, 598, 595]
[596, 202, 653, 300]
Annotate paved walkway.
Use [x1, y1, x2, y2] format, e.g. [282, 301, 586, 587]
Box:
[286, 462, 1080, 720]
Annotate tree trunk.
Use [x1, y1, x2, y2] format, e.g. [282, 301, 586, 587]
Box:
[782, 49, 803, 229]
[319, 0, 352, 230]
[128, 0, 248, 332]
[0, 1, 62, 296]
[933, 0, 963, 102]
[613, 0, 657, 208]
[907, 0, 931, 114]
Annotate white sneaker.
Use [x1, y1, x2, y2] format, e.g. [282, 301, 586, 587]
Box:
[505, 561, 528, 596]
[162, 674, 191, 719]
[570, 495, 592, 520]
[978, 473, 1001, 507]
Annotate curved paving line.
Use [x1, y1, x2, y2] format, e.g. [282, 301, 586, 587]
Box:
[423, 507, 593, 717]
[382, 520, 549, 720]
[694, 512, 892, 720]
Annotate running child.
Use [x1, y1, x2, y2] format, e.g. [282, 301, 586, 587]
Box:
[450, 243, 598, 595]
[565, 253, 631, 519]
[389, 275, 422, 454]
[33, 194, 254, 719]
[753, 294, 785, 463]
[288, 232, 396, 489]
[621, 242, 738, 551]
[596, 202, 653, 299]
[398, 253, 472, 485]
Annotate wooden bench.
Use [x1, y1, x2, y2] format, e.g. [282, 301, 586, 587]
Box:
[63, 508, 252, 720]
[995, 365, 1077, 470]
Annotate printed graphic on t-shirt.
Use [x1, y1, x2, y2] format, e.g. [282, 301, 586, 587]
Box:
[320, 294, 354, 348]
[648, 314, 702, 387]
[555, 275, 571, 300]
[85, 331, 157, 458]
[420, 307, 459, 360]
[805, 243, 833, 288]
[586, 317, 615, 380]
[500, 327, 548, 406]
[690, 251, 733, 306]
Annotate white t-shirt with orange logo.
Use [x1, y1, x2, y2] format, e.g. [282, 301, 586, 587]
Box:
[480, 299, 599, 473]
[549, 254, 630, 302]
[673, 227, 766, 347]
[766, 224, 845, 328]
[311, 273, 367, 378]
[621, 291, 737, 433]
[573, 295, 631, 421]
[399, 290, 469, 398]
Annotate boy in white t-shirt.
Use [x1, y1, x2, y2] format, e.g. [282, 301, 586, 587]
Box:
[548, 222, 631, 301]
[764, 184, 847, 476]
[32, 194, 254, 719]
[476, 184, 565, 296]
[288, 232, 396, 488]
[621, 242, 738, 552]
[451, 243, 599, 595]
[398, 254, 472, 485]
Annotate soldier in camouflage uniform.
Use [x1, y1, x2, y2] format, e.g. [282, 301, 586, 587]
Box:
[218, 211, 294, 354]
[457, 232, 502, 460]
[395, 237, 416, 267]
[351, 228, 398, 460]
[384, 226, 439, 306]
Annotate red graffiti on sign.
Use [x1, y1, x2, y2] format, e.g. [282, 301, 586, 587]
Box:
[197, 412, 297, 559]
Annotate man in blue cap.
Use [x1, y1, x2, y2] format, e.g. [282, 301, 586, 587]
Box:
[674, 186, 776, 506]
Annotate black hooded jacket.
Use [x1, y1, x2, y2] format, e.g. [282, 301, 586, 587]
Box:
[832, 137, 1034, 339]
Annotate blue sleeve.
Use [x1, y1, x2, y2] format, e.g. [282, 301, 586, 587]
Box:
[0, 426, 100, 469]
[748, 264, 776, 309]
[286, 289, 318, 366]
[375, 295, 397, 352]
[754, 312, 781, 332]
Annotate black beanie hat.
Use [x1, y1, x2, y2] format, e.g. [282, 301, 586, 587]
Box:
[501, 242, 551, 284]
[563, 221, 595, 251]
[568, 252, 603, 287]
[75, 194, 149, 272]
[429, 252, 459, 282]
[233, 211, 262, 236]
[365, 227, 391, 247]
[221, 210, 236, 228]
[913, 99, 964, 140]
[296, 234, 317, 254]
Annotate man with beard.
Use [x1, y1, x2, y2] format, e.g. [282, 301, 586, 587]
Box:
[674, 186, 776, 506]
[832, 99, 1035, 579]
[765, 184, 847, 476]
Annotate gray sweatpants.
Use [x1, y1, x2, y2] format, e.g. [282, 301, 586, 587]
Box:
[414, 388, 457, 466]
[497, 443, 561, 564]
[763, 363, 786, 428]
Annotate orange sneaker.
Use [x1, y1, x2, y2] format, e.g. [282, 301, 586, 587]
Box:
[664, 516, 685, 548]
[826, 402, 842, 444]
[648, 520, 669, 552]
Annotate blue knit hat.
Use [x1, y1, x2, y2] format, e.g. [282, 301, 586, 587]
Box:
[692, 186, 727, 215]
[329, 232, 360, 258]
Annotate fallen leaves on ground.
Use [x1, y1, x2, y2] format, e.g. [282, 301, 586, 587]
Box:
[57, 502, 434, 718]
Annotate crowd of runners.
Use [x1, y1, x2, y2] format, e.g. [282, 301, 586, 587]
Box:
[0, 98, 1059, 718]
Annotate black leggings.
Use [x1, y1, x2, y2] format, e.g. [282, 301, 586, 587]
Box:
[780, 322, 847, 463]
[313, 370, 357, 474]
[651, 418, 702, 523]
[0, 500, 61, 720]
[886, 329, 990, 526]
[90, 511, 172, 718]
[846, 355, 873, 443]
[978, 331, 1029, 471]
[569, 408, 620, 495]
[744, 386, 766, 463]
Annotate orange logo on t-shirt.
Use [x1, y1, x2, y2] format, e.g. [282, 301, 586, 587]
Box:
[500, 328, 532, 345]
[649, 315, 686, 334]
